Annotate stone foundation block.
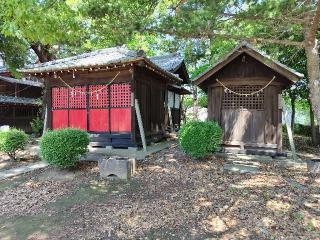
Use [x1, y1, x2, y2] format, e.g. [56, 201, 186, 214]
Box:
[98, 156, 136, 180]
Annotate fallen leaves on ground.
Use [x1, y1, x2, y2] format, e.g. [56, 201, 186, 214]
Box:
[0, 143, 319, 240]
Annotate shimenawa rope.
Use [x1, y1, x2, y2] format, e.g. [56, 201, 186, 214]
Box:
[216, 76, 276, 96]
[57, 71, 121, 95]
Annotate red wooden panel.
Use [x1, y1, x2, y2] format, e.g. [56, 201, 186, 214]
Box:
[69, 110, 87, 130]
[69, 86, 86, 108]
[110, 84, 131, 107]
[89, 109, 109, 132]
[110, 108, 131, 132]
[52, 110, 68, 129]
[52, 87, 68, 109]
[89, 85, 109, 108]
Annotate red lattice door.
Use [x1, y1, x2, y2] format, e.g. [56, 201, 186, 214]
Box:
[52, 87, 68, 129]
[110, 84, 131, 132]
[69, 86, 87, 130]
[88, 85, 109, 132]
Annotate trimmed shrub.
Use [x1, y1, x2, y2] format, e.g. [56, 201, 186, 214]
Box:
[0, 128, 28, 160]
[30, 116, 43, 135]
[40, 128, 89, 168]
[179, 121, 223, 158]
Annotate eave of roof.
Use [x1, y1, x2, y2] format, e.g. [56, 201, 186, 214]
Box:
[150, 54, 190, 83]
[0, 95, 41, 106]
[194, 41, 304, 86]
[18, 47, 184, 83]
[168, 84, 192, 95]
[0, 75, 43, 87]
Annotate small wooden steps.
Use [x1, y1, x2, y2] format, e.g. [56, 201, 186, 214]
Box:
[89, 133, 136, 148]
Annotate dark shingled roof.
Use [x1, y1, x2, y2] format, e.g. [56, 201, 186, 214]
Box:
[18, 47, 187, 82]
[0, 75, 43, 87]
[0, 95, 41, 106]
[194, 41, 304, 86]
[150, 54, 184, 72]
[19, 47, 139, 73]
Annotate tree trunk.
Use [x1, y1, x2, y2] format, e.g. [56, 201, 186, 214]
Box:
[30, 42, 55, 63]
[309, 99, 318, 144]
[290, 95, 296, 130]
[304, 0, 320, 134]
[305, 41, 320, 134]
[192, 85, 198, 120]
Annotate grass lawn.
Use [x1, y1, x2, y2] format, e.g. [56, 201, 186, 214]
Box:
[0, 142, 319, 239]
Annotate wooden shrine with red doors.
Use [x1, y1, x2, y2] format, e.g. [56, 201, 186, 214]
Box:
[19, 47, 190, 148]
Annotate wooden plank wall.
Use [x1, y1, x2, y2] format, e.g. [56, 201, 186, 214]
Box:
[208, 86, 223, 123]
[134, 66, 168, 143]
[264, 85, 281, 145]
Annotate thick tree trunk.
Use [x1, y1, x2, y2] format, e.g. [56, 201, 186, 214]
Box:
[30, 42, 55, 63]
[30, 42, 55, 134]
[304, 0, 320, 133]
[305, 41, 320, 133]
[309, 99, 318, 144]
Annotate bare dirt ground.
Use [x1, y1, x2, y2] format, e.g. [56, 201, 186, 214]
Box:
[283, 133, 320, 160]
[0, 142, 319, 240]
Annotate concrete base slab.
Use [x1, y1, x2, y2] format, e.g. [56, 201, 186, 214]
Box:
[0, 162, 48, 180]
[224, 163, 260, 174]
[222, 152, 307, 174]
[84, 140, 172, 161]
[128, 147, 138, 152]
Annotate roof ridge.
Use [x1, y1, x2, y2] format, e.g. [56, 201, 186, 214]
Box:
[149, 53, 181, 60]
[22, 46, 138, 70]
[194, 41, 304, 85]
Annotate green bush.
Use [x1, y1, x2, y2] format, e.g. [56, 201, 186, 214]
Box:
[0, 128, 28, 160]
[30, 116, 43, 135]
[282, 123, 316, 137]
[179, 121, 223, 158]
[40, 128, 89, 168]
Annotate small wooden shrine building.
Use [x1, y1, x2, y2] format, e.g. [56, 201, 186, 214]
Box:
[194, 42, 303, 155]
[0, 67, 43, 132]
[19, 47, 190, 148]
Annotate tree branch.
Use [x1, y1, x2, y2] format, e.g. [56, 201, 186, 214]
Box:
[213, 33, 305, 48]
[220, 12, 305, 24]
[174, 0, 187, 12]
[150, 27, 305, 47]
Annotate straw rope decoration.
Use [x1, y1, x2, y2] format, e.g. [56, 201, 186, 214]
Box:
[57, 71, 121, 95]
[216, 76, 276, 96]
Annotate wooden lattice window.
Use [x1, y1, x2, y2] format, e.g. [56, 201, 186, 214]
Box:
[69, 86, 87, 109]
[52, 87, 68, 109]
[110, 84, 131, 107]
[222, 85, 264, 110]
[89, 85, 109, 108]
